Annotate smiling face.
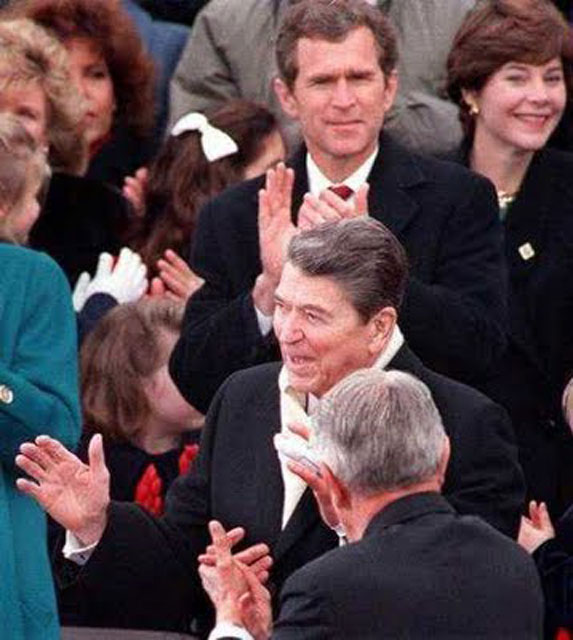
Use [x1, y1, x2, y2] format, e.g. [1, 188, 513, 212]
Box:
[467, 57, 566, 155]
[273, 262, 394, 398]
[66, 37, 116, 151]
[274, 26, 397, 181]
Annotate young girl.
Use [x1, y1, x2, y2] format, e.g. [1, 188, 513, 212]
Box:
[79, 298, 203, 515]
[126, 99, 285, 300]
[0, 113, 80, 639]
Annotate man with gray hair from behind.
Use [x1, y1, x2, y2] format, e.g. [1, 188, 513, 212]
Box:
[201, 368, 544, 639]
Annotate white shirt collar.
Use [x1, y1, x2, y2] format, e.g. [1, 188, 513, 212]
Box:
[278, 324, 405, 409]
[305, 146, 379, 197]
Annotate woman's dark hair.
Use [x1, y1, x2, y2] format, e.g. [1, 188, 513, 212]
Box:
[447, 0, 573, 140]
[131, 99, 281, 269]
[17, 0, 155, 137]
[81, 299, 184, 442]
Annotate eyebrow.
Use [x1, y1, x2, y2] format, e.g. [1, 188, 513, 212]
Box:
[274, 294, 333, 319]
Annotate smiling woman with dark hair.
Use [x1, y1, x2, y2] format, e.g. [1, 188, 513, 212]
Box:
[447, 0, 573, 519]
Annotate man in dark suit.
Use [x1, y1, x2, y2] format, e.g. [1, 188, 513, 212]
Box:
[170, 0, 507, 414]
[17, 218, 523, 635]
[201, 369, 543, 640]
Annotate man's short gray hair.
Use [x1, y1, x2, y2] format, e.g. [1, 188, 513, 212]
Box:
[287, 218, 408, 321]
[313, 369, 446, 495]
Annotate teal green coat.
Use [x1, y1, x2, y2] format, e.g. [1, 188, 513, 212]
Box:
[0, 244, 80, 640]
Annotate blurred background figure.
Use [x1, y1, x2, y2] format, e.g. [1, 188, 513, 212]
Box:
[127, 99, 285, 301]
[80, 299, 203, 514]
[447, 0, 573, 518]
[0, 113, 80, 640]
[0, 18, 133, 283]
[13, 0, 156, 187]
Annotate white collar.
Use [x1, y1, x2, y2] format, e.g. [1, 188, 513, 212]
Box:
[278, 324, 405, 409]
[305, 146, 379, 197]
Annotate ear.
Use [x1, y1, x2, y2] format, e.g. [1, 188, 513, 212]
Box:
[273, 76, 300, 120]
[322, 463, 351, 513]
[437, 436, 451, 488]
[382, 69, 399, 113]
[461, 88, 479, 112]
[367, 306, 397, 357]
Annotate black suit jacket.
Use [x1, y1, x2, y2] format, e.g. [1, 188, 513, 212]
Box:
[171, 134, 507, 413]
[227, 494, 543, 640]
[60, 345, 523, 634]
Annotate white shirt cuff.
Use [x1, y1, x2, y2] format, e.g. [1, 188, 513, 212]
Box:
[255, 306, 273, 336]
[208, 621, 254, 640]
[62, 530, 99, 566]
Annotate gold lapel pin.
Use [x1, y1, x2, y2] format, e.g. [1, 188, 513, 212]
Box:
[518, 242, 535, 261]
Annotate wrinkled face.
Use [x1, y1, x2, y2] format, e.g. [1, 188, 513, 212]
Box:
[468, 57, 566, 154]
[144, 332, 203, 432]
[275, 27, 397, 179]
[66, 37, 116, 151]
[0, 80, 48, 145]
[243, 129, 286, 180]
[273, 262, 382, 398]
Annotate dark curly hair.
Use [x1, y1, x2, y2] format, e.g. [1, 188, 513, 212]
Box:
[16, 0, 155, 137]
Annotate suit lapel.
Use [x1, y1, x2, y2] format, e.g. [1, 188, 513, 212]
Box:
[273, 488, 323, 561]
[251, 369, 285, 549]
[290, 148, 309, 222]
[367, 134, 424, 237]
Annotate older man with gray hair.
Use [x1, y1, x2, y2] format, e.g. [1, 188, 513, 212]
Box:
[16, 218, 522, 634]
[201, 369, 543, 639]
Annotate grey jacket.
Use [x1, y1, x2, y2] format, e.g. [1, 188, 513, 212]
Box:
[168, 0, 475, 155]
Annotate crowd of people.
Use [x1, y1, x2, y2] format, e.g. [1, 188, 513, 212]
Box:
[2, 0, 573, 638]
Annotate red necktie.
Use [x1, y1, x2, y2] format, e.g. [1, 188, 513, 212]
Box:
[328, 184, 354, 200]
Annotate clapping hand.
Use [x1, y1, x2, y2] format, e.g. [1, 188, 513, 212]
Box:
[518, 500, 556, 554]
[199, 520, 273, 639]
[72, 247, 148, 311]
[253, 163, 296, 315]
[156, 249, 204, 302]
[297, 183, 369, 231]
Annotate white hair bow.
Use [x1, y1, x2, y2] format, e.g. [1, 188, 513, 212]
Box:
[170, 112, 238, 162]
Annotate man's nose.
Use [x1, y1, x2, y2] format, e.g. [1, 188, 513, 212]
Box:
[331, 78, 356, 108]
[278, 312, 304, 343]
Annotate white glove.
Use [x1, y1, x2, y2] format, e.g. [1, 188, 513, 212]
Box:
[83, 248, 148, 305]
[72, 271, 92, 312]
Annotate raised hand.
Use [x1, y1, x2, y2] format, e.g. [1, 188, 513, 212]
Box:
[16, 434, 110, 546]
[297, 182, 369, 231]
[122, 166, 149, 217]
[253, 163, 296, 315]
[199, 525, 272, 584]
[199, 520, 273, 634]
[157, 249, 204, 302]
[518, 500, 556, 553]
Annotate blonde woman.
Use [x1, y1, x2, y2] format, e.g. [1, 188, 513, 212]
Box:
[0, 113, 80, 639]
